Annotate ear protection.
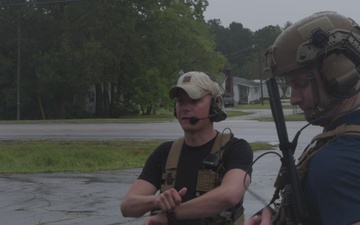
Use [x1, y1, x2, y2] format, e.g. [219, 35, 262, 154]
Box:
[209, 95, 226, 122]
[173, 72, 226, 121]
[303, 28, 360, 98]
[173, 95, 223, 121]
[203, 72, 226, 121]
[320, 52, 360, 98]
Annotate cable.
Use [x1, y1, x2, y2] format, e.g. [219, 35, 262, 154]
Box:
[0, 0, 85, 7]
[225, 45, 257, 56]
[242, 150, 283, 209]
[243, 101, 360, 218]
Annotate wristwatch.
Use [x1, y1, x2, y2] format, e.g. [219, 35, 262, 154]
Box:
[166, 211, 177, 224]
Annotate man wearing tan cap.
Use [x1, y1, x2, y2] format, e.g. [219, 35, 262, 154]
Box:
[121, 71, 253, 225]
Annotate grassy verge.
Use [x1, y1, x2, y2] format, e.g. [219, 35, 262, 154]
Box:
[0, 103, 302, 173]
[0, 110, 251, 124]
[0, 140, 274, 173]
[259, 112, 305, 122]
[0, 101, 300, 124]
[233, 100, 294, 110]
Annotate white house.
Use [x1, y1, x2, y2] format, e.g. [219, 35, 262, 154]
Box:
[223, 77, 261, 104]
[223, 77, 290, 104]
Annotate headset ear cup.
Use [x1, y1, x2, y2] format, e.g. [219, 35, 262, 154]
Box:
[173, 101, 177, 118]
[321, 53, 360, 97]
[210, 96, 227, 122]
[215, 95, 223, 110]
[209, 97, 218, 121]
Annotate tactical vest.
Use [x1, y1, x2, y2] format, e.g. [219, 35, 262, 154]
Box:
[272, 124, 360, 225]
[160, 132, 244, 225]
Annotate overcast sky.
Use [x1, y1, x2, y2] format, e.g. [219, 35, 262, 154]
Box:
[204, 0, 360, 31]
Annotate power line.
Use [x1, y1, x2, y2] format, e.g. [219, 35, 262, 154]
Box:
[225, 44, 257, 56]
[0, 0, 85, 7]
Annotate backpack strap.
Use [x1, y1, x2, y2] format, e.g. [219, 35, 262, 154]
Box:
[312, 124, 360, 141]
[166, 137, 184, 171]
[160, 132, 233, 192]
[161, 137, 184, 192]
[211, 133, 233, 155]
[299, 124, 360, 163]
[297, 124, 360, 181]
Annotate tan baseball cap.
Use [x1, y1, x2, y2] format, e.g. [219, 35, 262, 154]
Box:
[169, 71, 221, 99]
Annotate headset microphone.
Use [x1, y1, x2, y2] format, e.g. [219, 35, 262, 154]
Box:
[189, 113, 218, 125]
[189, 116, 203, 125]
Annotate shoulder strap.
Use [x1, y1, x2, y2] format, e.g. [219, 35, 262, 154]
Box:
[211, 132, 233, 155]
[311, 124, 360, 142]
[161, 133, 233, 192]
[165, 137, 184, 171]
[161, 137, 184, 192]
[297, 124, 360, 181]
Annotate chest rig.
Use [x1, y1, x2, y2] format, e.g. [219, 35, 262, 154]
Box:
[160, 132, 244, 225]
[161, 132, 232, 192]
[272, 124, 360, 225]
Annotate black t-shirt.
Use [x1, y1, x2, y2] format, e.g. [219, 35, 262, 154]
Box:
[138, 133, 253, 202]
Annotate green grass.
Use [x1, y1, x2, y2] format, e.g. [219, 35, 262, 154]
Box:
[233, 99, 296, 110]
[223, 110, 251, 117]
[0, 101, 299, 124]
[0, 109, 251, 124]
[259, 112, 305, 122]
[0, 102, 301, 173]
[0, 140, 274, 173]
[234, 102, 270, 110]
[284, 113, 305, 121]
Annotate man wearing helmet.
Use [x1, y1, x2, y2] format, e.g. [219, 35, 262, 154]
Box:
[246, 11, 360, 225]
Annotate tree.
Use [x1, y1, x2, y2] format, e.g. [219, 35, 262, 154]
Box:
[120, 0, 225, 115]
[208, 20, 255, 78]
[0, 0, 287, 120]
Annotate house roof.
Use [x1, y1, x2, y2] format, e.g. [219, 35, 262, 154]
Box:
[232, 77, 259, 87]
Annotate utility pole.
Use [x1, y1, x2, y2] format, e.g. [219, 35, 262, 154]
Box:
[17, 10, 21, 120]
[0, 11, 20, 119]
[224, 68, 233, 96]
[257, 44, 264, 106]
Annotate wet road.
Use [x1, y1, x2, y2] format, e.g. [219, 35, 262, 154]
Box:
[0, 152, 283, 225]
[0, 109, 319, 145]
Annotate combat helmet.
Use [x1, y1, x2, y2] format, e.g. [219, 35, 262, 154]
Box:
[265, 11, 360, 98]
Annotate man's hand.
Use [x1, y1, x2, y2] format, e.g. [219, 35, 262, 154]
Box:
[154, 187, 187, 212]
[144, 211, 167, 225]
[245, 207, 273, 225]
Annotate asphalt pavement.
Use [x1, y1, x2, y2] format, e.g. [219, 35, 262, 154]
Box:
[0, 108, 322, 225]
[1, 152, 281, 225]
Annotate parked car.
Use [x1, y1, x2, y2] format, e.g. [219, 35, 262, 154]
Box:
[222, 93, 235, 107]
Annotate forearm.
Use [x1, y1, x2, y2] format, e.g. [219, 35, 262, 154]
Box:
[121, 194, 157, 217]
[174, 169, 248, 220]
[175, 187, 236, 219]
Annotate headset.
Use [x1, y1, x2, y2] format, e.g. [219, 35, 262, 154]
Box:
[298, 27, 360, 98]
[173, 72, 226, 123]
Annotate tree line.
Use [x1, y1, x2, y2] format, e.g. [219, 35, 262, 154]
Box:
[0, 0, 284, 120]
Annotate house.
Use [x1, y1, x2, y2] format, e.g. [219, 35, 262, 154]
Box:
[223, 76, 291, 104]
[223, 77, 261, 104]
